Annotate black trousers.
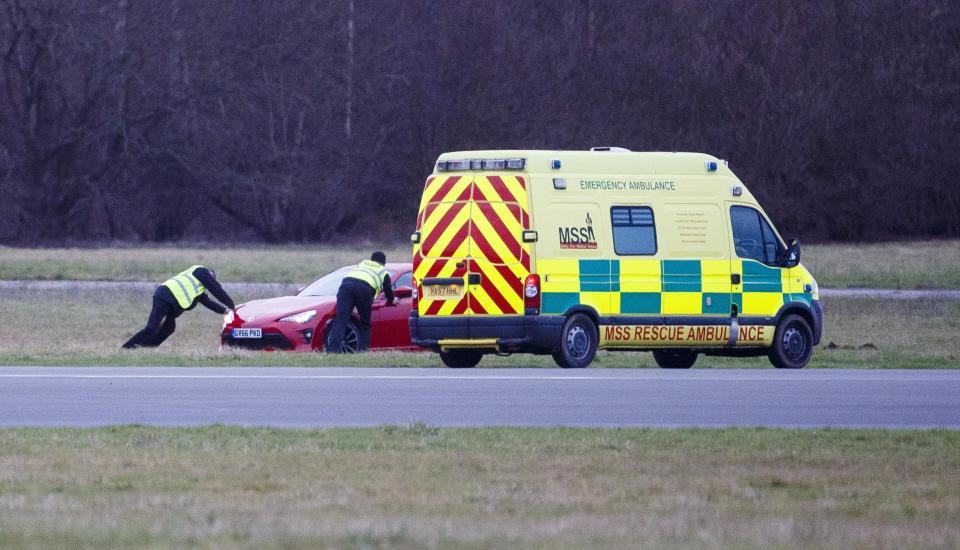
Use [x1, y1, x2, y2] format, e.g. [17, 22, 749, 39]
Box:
[327, 278, 375, 352]
[122, 292, 179, 349]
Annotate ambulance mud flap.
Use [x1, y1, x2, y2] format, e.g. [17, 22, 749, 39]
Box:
[726, 316, 739, 347]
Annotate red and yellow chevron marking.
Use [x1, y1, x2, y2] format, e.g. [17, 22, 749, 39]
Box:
[418, 174, 472, 214]
[414, 252, 470, 316]
[413, 173, 530, 317]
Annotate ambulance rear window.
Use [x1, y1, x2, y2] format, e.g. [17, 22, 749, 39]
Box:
[611, 206, 657, 255]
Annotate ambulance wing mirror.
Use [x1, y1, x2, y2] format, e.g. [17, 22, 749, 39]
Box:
[783, 238, 801, 268]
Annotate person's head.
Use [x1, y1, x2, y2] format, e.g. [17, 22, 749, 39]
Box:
[208, 268, 217, 280]
[371, 251, 387, 265]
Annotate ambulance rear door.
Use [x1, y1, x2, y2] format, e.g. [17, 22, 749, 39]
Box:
[414, 173, 475, 320]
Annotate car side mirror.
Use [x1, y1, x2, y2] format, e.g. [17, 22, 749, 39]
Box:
[783, 238, 801, 268]
[394, 286, 413, 299]
[296, 285, 306, 295]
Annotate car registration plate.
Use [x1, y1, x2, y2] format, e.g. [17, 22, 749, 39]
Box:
[231, 328, 262, 339]
[423, 284, 463, 300]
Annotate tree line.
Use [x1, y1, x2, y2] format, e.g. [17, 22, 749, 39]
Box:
[1, 0, 957, 244]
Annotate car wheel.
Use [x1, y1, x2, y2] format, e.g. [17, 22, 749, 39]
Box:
[439, 349, 483, 368]
[324, 321, 361, 353]
[768, 314, 813, 369]
[652, 349, 698, 369]
[552, 313, 598, 368]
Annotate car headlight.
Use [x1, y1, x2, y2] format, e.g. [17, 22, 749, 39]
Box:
[223, 309, 235, 329]
[279, 310, 317, 324]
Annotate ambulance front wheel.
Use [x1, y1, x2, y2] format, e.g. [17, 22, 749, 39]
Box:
[439, 349, 483, 368]
[768, 314, 813, 369]
[652, 349, 698, 369]
[552, 313, 598, 368]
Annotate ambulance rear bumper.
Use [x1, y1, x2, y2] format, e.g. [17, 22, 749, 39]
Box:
[409, 312, 563, 352]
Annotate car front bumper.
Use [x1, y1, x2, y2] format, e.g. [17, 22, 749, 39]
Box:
[220, 325, 314, 352]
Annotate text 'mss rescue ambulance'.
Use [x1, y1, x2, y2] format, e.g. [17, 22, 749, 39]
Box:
[409, 148, 822, 369]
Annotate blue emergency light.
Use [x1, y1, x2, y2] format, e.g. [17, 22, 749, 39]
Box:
[705, 161, 718, 172]
[551, 159, 561, 169]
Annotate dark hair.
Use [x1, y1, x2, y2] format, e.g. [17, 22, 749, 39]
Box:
[371, 251, 387, 265]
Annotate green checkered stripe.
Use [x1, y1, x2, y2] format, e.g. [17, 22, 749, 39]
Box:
[541, 259, 813, 315]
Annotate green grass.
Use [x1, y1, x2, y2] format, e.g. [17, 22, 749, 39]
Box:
[1, 240, 959, 288]
[804, 241, 960, 289]
[0, 426, 957, 549]
[0, 243, 410, 284]
[0, 285, 956, 367]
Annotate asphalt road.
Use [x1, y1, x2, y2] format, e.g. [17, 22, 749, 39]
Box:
[1, 367, 958, 429]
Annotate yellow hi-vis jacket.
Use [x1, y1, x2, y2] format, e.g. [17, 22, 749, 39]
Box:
[346, 260, 388, 293]
[162, 265, 206, 309]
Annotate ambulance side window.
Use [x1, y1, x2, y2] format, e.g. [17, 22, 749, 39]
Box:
[611, 206, 657, 255]
[730, 206, 780, 266]
[759, 218, 780, 265]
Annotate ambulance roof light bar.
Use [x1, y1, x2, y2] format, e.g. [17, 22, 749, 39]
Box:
[436, 158, 526, 171]
[590, 146, 631, 152]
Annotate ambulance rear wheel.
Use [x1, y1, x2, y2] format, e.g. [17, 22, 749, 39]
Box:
[768, 314, 813, 369]
[552, 313, 597, 368]
[652, 349, 698, 369]
[439, 349, 483, 368]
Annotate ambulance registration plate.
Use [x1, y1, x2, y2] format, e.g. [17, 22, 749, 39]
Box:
[231, 328, 262, 339]
[423, 284, 463, 300]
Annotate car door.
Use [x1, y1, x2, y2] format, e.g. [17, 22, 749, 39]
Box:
[371, 271, 416, 349]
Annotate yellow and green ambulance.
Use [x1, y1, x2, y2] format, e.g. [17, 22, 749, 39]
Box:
[409, 148, 821, 369]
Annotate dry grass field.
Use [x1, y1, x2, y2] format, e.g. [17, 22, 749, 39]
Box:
[0, 244, 957, 549]
[0, 244, 410, 284]
[803, 241, 960, 289]
[0, 426, 957, 549]
[0, 284, 956, 368]
[1, 240, 958, 288]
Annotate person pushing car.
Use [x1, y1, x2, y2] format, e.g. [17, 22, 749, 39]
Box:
[327, 251, 395, 353]
[122, 265, 235, 349]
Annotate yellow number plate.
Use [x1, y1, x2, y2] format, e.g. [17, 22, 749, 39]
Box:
[423, 284, 463, 300]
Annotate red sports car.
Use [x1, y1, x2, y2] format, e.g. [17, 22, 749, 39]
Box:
[221, 263, 416, 352]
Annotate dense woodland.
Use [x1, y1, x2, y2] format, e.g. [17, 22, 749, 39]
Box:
[1, 0, 957, 244]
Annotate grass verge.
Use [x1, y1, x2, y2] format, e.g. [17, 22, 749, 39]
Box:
[2, 240, 959, 289]
[0, 244, 410, 284]
[0, 286, 957, 367]
[804, 240, 960, 289]
[0, 426, 958, 549]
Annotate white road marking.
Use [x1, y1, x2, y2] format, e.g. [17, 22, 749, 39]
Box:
[0, 374, 605, 380]
[0, 373, 957, 382]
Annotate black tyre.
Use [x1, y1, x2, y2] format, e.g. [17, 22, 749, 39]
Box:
[552, 313, 598, 368]
[439, 349, 483, 368]
[652, 349, 698, 369]
[324, 321, 361, 353]
[768, 314, 813, 369]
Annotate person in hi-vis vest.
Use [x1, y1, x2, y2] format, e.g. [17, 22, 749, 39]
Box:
[327, 251, 395, 352]
[122, 265, 235, 349]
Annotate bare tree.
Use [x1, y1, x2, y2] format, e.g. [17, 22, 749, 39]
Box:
[0, 0, 957, 243]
